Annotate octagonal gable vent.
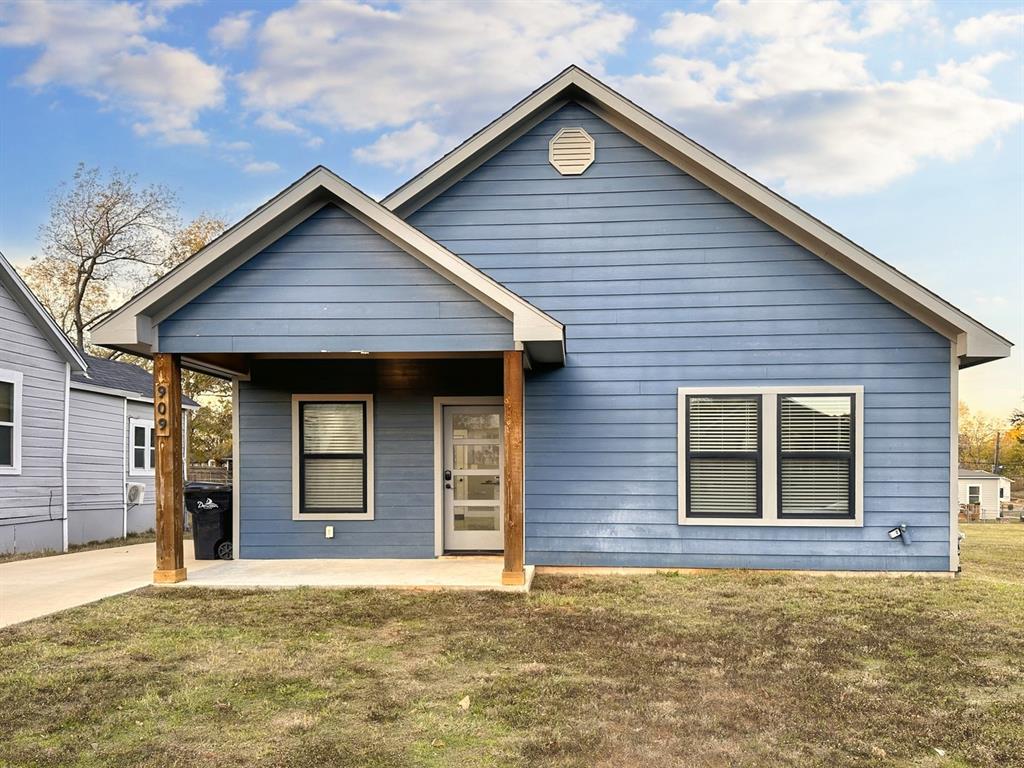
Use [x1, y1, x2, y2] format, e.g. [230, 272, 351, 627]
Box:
[549, 127, 595, 175]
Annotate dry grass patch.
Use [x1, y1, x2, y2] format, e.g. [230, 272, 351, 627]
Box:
[1, 525, 1022, 767]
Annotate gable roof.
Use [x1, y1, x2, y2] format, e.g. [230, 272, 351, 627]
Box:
[0, 252, 87, 371]
[70, 353, 199, 408]
[384, 66, 1011, 368]
[91, 166, 564, 364]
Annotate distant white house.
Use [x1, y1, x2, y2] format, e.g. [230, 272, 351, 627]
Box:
[958, 469, 1013, 520]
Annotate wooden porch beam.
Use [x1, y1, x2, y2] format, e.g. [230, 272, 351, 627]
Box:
[502, 350, 525, 585]
[153, 353, 187, 583]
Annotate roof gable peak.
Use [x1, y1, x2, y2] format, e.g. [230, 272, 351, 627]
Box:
[382, 65, 1010, 367]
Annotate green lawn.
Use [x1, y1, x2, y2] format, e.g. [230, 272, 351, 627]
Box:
[1, 525, 1022, 768]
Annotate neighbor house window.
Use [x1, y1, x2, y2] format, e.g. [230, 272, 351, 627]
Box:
[968, 485, 980, 505]
[778, 394, 854, 519]
[684, 395, 761, 518]
[130, 418, 155, 475]
[292, 395, 374, 520]
[678, 386, 863, 526]
[0, 369, 22, 475]
[999, 487, 1006, 499]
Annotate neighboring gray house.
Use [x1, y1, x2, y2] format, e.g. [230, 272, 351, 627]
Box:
[0, 253, 86, 554]
[94, 67, 1012, 576]
[67, 354, 197, 546]
[1, 253, 196, 554]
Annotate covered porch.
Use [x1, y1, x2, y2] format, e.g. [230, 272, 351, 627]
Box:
[90, 167, 565, 591]
[146, 349, 530, 587]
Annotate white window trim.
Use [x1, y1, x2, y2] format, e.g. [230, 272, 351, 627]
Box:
[678, 385, 864, 527]
[0, 368, 23, 475]
[129, 417, 155, 476]
[291, 394, 374, 521]
[967, 485, 981, 505]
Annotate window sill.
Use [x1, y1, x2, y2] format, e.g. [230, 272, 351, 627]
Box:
[129, 470, 154, 478]
[0, 467, 22, 476]
[292, 511, 375, 522]
[679, 516, 863, 528]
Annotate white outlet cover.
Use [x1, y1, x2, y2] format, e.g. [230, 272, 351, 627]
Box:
[325, 525, 334, 539]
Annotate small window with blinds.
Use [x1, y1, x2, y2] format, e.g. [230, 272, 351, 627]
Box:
[778, 394, 854, 519]
[297, 399, 371, 515]
[685, 395, 761, 518]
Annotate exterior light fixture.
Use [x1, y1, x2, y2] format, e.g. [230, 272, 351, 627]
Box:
[888, 523, 910, 544]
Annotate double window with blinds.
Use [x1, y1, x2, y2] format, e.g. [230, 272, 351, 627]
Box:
[292, 395, 374, 520]
[678, 386, 863, 526]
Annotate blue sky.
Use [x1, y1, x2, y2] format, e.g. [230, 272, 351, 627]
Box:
[0, 0, 1021, 416]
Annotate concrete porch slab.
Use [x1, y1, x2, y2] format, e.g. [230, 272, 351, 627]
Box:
[165, 556, 535, 592]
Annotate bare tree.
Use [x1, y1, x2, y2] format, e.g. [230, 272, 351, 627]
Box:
[24, 164, 178, 350]
[166, 213, 227, 270]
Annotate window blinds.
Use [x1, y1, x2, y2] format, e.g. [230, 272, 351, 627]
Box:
[779, 395, 853, 517]
[301, 402, 366, 513]
[686, 396, 760, 517]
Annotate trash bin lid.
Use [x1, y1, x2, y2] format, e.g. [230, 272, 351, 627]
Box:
[185, 481, 232, 494]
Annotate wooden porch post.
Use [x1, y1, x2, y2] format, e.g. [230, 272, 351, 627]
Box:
[152, 353, 187, 583]
[502, 350, 525, 585]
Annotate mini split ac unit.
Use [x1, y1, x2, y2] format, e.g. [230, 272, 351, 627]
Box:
[126, 482, 146, 506]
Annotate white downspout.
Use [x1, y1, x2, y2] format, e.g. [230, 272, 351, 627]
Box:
[122, 398, 128, 538]
[62, 362, 70, 552]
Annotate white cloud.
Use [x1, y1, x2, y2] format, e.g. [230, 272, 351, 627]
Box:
[243, 160, 281, 174]
[623, 1, 1022, 196]
[955, 10, 1023, 45]
[255, 111, 305, 134]
[353, 121, 453, 171]
[239, 0, 634, 155]
[653, 0, 933, 48]
[0, 0, 223, 144]
[210, 11, 254, 49]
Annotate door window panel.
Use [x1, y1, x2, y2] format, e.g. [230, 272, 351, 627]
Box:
[453, 474, 500, 501]
[451, 413, 500, 440]
[453, 443, 499, 470]
[453, 505, 500, 531]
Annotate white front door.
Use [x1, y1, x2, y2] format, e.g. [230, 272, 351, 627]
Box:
[443, 405, 504, 551]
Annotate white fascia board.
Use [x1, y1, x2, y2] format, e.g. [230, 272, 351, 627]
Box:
[90, 167, 562, 354]
[0, 254, 87, 371]
[383, 66, 1010, 364]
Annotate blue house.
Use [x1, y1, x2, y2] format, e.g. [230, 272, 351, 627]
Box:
[94, 68, 1011, 584]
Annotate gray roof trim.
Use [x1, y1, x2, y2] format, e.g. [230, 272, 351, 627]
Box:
[0, 252, 87, 371]
[383, 65, 1011, 367]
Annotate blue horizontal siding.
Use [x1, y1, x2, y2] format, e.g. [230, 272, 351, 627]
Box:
[408, 102, 952, 572]
[238, 358, 501, 559]
[159, 204, 512, 354]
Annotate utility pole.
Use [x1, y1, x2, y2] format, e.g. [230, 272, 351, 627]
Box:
[993, 431, 1001, 475]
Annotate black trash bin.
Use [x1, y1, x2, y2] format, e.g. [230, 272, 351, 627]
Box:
[184, 482, 233, 560]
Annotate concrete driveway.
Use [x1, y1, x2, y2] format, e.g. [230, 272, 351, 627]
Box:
[0, 543, 219, 628]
